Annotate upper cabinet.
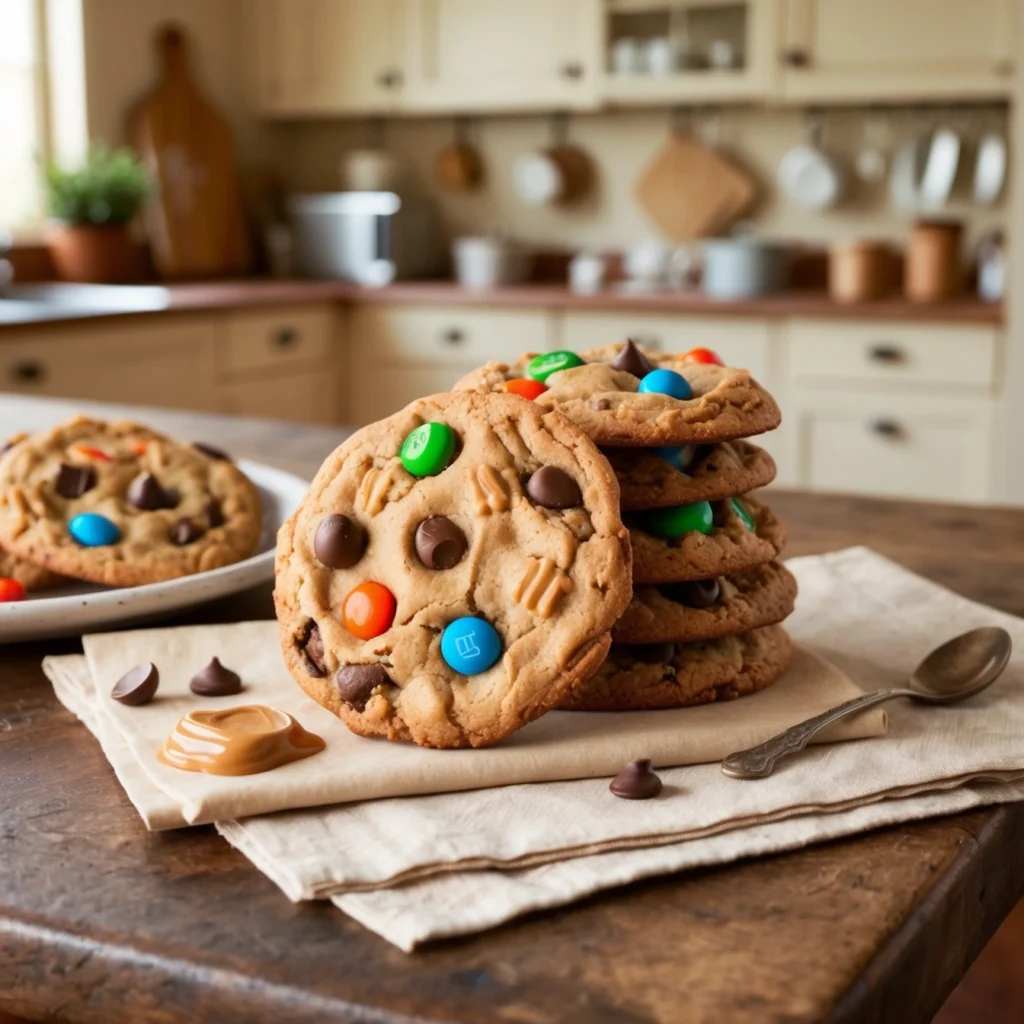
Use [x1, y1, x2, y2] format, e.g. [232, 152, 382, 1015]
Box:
[255, 0, 404, 115]
[779, 0, 1017, 102]
[402, 0, 602, 111]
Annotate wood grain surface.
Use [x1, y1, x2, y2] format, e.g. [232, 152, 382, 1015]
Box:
[1, 397, 1023, 1024]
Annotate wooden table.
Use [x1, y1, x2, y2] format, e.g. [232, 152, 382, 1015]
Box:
[2, 396, 1024, 1024]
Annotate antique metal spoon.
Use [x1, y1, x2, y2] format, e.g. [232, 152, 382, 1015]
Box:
[721, 627, 1013, 780]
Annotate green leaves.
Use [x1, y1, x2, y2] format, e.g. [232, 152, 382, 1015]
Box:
[45, 145, 152, 226]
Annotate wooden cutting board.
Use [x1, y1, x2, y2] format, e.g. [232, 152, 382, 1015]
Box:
[635, 132, 756, 241]
[131, 25, 251, 279]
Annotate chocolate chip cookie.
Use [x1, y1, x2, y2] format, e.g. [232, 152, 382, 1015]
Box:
[274, 390, 633, 749]
[455, 339, 781, 447]
[561, 624, 793, 711]
[629, 495, 785, 584]
[0, 417, 262, 587]
[605, 439, 776, 511]
[613, 561, 797, 645]
[0, 550, 62, 591]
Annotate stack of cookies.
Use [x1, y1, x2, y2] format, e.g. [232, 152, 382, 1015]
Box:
[456, 339, 797, 712]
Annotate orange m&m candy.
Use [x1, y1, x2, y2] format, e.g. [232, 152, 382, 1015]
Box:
[0, 578, 27, 603]
[681, 347, 724, 366]
[71, 444, 112, 462]
[129, 441, 149, 456]
[342, 582, 396, 640]
[501, 378, 547, 401]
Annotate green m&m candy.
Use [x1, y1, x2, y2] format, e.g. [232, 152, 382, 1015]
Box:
[527, 350, 584, 382]
[642, 501, 713, 539]
[400, 422, 457, 477]
[730, 497, 756, 531]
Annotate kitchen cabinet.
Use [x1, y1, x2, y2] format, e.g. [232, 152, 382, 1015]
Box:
[254, 0, 404, 115]
[779, 0, 1017, 102]
[401, 0, 602, 111]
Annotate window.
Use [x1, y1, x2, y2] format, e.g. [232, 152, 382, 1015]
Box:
[0, 0, 46, 228]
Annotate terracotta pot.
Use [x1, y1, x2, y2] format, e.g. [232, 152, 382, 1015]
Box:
[829, 241, 892, 303]
[46, 224, 137, 283]
[905, 219, 963, 303]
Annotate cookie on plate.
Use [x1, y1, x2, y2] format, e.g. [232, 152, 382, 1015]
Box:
[561, 624, 793, 711]
[0, 417, 263, 587]
[629, 495, 785, 584]
[454, 339, 781, 447]
[274, 390, 632, 749]
[612, 561, 797, 645]
[606, 440, 776, 511]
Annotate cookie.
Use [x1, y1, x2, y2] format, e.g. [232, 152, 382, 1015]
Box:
[606, 440, 776, 511]
[274, 390, 632, 749]
[0, 417, 263, 587]
[454, 339, 781, 447]
[0, 549, 63, 591]
[561, 625, 793, 712]
[629, 496, 785, 585]
[612, 561, 797, 645]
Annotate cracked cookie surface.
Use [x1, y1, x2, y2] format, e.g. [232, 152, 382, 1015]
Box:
[274, 390, 632, 749]
[0, 417, 262, 587]
[0, 549, 62, 591]
[561, 625, 793, 711]
[455, 341, 781, 447]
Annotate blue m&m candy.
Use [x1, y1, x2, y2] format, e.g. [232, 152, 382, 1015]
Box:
[440, 616, 502, 675]
[638, 368, 693, 400]
[653, 445, 696, 472]
[68, 512, 121, 547]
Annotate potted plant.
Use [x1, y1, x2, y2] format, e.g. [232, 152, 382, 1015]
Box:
[44, 146, 151, 283]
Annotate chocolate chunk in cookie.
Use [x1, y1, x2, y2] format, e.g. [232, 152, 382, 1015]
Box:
[126, 472, 178, 511]
[414, 516, 467, 570]
[336, 663, 392, 710]
[314, 514, 366, 569]
[55, 463, 97, 499]
[609, 339, 656, 378]
[526, 466, 582, 509]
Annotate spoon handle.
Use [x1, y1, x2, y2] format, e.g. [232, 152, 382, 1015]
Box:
[721, 688, 906, 779]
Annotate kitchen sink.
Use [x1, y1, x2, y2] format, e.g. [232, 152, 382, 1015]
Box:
[0, 283, 172, 324]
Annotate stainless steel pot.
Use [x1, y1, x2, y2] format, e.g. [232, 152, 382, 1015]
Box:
[702, 237, 788, 301]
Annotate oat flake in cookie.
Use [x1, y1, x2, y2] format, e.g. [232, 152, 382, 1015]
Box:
[274, 390, 633, 749]
[0, 417, 262, 587]
[454, 340, 781, 447]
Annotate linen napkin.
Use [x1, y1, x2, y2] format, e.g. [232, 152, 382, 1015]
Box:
[52, 618, 886, 828]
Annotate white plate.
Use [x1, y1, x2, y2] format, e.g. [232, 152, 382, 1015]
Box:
[919, 127, 961, 209]
[1, 459, 309, 643]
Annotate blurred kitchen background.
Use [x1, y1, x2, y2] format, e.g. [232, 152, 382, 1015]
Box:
[1, 0, 1022, 510]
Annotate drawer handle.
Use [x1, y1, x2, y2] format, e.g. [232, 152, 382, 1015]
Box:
[273, 327, 298, 349]
[868, 344, 905, 364]
[560, 61, 584, 80]
[782, 48, 809, 68]
[10, 360, 47, 384]
[869, 418, 904, 439]
[441, 327, 465, 345]
[377, 69, 402, 89]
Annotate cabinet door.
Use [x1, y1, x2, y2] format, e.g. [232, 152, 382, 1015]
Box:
[404, 0, 601, 111]
[349, 364, 484, 426]
[781, 0, 1016, 101]
[220, 372, 338, 424]
[256, 0, 403, 115]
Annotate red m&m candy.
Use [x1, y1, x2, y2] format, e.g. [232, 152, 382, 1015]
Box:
[681, 347, 724, 366]
[0, 578, 27, 603]
[501, 378, 547, 401]
[342, 582, 396, 640]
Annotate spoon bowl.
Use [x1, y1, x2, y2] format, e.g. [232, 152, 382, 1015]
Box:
[910, 626, 1013, 703]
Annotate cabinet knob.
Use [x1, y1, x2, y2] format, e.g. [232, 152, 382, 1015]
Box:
[441, 327, 465, 345]
[868, 343, 905, 364]
[377, 69, 402, 89]
[869, 418, 903, 439]
[10, 360, 46, 384]
[560, 62, 584, 80]
[273, 327, 298, 349]
[782, 48, 809, 68]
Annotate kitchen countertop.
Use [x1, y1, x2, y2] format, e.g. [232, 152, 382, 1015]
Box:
[2, 394, 1024, 1024]
[0, 278, 1004, 329]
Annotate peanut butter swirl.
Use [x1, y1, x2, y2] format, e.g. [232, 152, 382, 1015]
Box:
[158, 704, 325, 776]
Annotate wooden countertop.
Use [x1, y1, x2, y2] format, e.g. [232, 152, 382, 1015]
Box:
[0, 278, 1004, 330]
[2, 395, 1023, 1024]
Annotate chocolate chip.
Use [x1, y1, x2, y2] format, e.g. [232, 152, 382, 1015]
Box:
[314, 514, 366, 569]
[126, 472, 178, 511]
[111, 662, 160, 706]
[189, 657, 243, 697]
[194, 442, 230, 461]
[55, 463, 96, 499]
[610, 759, 663, 800]
[415, 516, 467, 570]
[206, 498, 225, 528]
[300, 621, 327, 677]
[590, 398, 611, 410]
[609, 339, 656, 378]
[336, 663, 391, 710]
[629, 642, 676, 664]
[170, 518, 204, 545]
[526, 466, 582, 509]
[660, 578, 721, 609]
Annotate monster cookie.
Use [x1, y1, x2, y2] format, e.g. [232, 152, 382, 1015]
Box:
[561, 624, 793, 711]
[606, 439, 776, 511]
[274, 390, 633, 749]
[0, 417, 262, 587]
[629, 495, 785, 585]
[612, 561, 797, 645]
[455, 339, 781, 447]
